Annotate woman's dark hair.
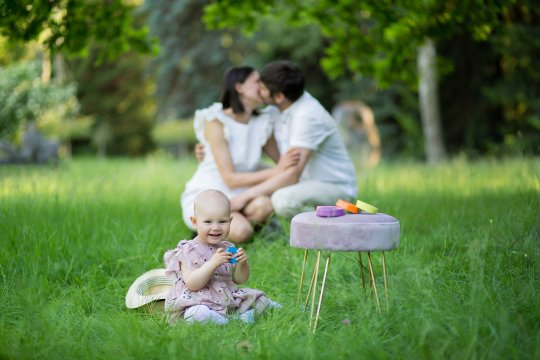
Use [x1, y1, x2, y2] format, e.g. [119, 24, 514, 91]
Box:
[221, 66, 256, 114]
[260, 60, 305, 102]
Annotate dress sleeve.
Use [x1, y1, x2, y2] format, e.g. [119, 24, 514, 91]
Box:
[164, 240, 199, 276]
[193, 103, 231, 144]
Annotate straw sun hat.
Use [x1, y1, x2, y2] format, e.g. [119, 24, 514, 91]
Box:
[125, 268, 174, 309]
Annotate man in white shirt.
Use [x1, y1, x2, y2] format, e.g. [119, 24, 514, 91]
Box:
[230, 60, 358, 217]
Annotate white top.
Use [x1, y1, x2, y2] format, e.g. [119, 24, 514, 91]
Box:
[272, 92, 358, 198]
[181, 103, 274, 217]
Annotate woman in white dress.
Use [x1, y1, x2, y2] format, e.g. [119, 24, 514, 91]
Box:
[181, 66, 299, 243]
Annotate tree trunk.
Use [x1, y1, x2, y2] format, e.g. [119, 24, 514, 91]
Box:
[417, 38, 447, 164]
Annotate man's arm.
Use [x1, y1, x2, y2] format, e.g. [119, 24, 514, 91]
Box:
[230, 147, 311, 211]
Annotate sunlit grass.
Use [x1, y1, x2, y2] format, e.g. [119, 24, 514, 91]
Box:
[1, 156, 538, 359]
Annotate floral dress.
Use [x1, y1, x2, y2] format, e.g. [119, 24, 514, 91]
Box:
[164, 238, 271, 323]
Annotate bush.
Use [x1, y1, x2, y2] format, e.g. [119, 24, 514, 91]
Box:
[0, 60, 82, 142]
[151, 119, 197, 156]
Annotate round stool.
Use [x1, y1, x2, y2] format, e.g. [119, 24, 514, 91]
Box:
[290, 211, 400, 333]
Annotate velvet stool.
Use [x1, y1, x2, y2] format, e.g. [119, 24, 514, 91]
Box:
[290, 211, 400, 333]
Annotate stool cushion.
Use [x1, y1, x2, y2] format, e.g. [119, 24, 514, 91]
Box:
[290, 211, 400, 251]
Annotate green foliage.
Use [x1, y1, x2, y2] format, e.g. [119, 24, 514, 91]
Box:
[141, 0, 256, 119]
[151, 119, 197, 156]
[483, 8, 540, 154]
[0, 35, 35, 66]
[0, 60, 80, 139]
[437, 4, 540, 156]
[203, 0, 540, 156]
[242, 19, 339, 111]
[203, 0, 522, 86]
[151, 119, 196, 146]
[68, 46, 156, 156]
[0, 0, 154, 62]
[39, 114, 94, 142]
[140, 1, 423, 157]
[0, 157, 538, 359]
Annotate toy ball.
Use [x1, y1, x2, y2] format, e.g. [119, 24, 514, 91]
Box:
[226, 246, 238, 264]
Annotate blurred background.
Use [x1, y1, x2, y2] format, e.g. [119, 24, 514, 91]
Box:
[0, 0, 538, 163]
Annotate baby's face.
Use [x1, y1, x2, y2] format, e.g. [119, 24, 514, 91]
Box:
[191, 202, 231, 245]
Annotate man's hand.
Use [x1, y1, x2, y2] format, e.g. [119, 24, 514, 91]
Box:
[194, 143, 205, 163]
[276, 147, 301, 171]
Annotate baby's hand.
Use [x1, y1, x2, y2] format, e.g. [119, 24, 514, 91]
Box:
[234, 248, 248, 265]
[210, 248, 232, 267]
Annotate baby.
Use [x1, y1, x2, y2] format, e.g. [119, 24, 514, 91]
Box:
[164, 189, 280, 324]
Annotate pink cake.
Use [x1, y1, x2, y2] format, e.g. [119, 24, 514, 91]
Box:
[290, 211, 400, 252]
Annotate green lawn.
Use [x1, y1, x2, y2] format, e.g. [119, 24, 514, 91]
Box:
[1, 156, 538, 359]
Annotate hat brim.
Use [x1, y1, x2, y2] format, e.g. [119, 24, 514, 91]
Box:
[125, 268, 174, 309]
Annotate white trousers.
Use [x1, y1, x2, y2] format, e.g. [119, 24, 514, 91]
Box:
[271, 180, 354, 218]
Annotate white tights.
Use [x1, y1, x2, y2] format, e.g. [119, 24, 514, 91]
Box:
[183, 301, 282, 325]
[183, 305, 229, 325]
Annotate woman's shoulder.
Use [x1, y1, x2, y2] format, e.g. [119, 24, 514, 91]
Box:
[194, 103, 230, 123]
[195, 102, 223, 114]
[193, 103, 232, 142]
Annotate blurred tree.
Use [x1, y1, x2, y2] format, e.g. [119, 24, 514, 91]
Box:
[0, 0, 153, 63]
[141, 0, 256, 119]
[0, 60, 79, 140]
[0, 1, 158, 157]
[0, 36, 34, 66]
[241, 19, 336, 111]
[142, 0, 418, 158]
[203, 0, 540, 158]
[68, 46, 155, 156]
[142, 0, 341, 119]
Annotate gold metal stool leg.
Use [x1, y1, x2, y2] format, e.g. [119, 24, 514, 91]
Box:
[382, 251, 389, 311]
[357, 252, 366, 294]
[304, 251, 319, 312]
[308, 251, 321, 329]
[297, 249, 308, 304]
[367, 252, 381, 314]
[313, 253, 331, 334]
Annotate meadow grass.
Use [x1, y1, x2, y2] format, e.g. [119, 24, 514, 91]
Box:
[1, 156, 538, 359]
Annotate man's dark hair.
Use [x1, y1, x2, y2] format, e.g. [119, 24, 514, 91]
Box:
[221, 66, 256, 114]
[260, 60, 305, 102]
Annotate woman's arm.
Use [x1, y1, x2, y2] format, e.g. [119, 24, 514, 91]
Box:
[204, 120, 297, 189]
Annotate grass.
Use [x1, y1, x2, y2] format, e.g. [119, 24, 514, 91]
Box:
[1, 156, 539, 359]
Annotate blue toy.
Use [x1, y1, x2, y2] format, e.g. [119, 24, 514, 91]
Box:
[226, 246, 238, 264]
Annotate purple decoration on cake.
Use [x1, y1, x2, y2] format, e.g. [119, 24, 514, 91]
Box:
[316, 206, 346, 217]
